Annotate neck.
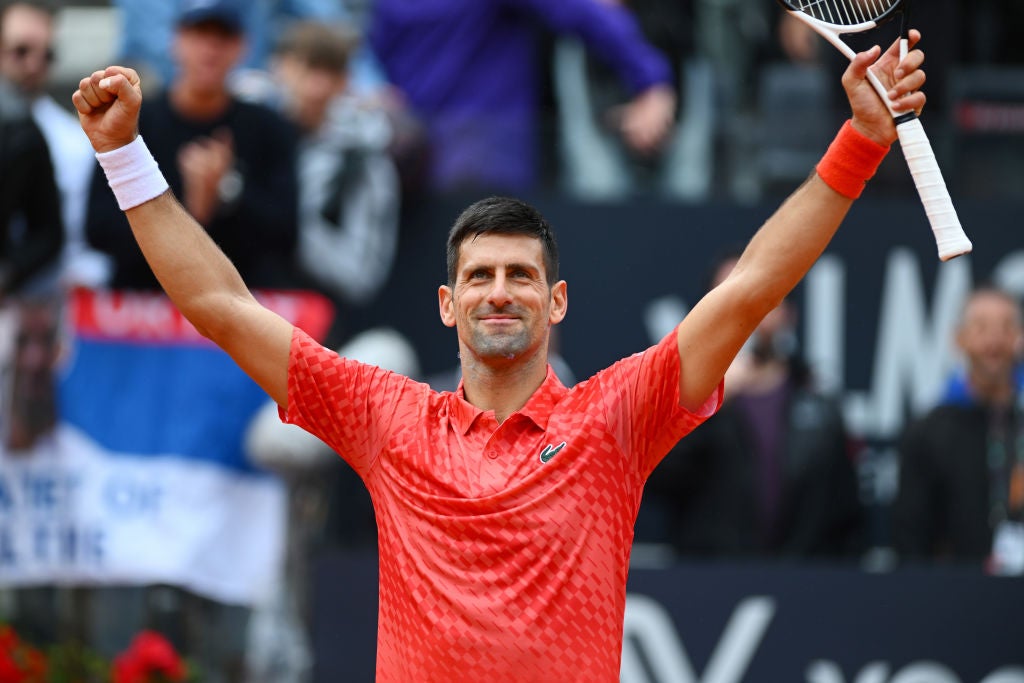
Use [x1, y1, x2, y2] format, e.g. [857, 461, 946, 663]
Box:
[459, 348, 549, 423]
[170, 81, 231, 120]
[969, 370, 1016, 407]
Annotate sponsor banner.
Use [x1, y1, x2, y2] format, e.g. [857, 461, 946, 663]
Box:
[310, 551, 1024, 683]
[0, 289, 333, 606]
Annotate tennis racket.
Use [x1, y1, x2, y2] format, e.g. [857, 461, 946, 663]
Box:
[777, 0, 972, 261]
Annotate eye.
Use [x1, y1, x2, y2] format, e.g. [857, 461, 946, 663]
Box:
[469, 269, 490, 280]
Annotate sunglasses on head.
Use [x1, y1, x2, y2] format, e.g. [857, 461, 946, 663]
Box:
[5, 43, 55, 64]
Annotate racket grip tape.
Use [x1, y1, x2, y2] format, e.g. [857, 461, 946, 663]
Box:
[896, 117, 973, 261]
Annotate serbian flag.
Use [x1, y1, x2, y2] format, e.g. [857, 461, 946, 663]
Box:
[0, 288, 332, 606]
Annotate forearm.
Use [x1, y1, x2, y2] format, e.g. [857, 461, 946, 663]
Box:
[74, 67, 294, 406]
[731, 116, 891, 312]
[730, 173, 852, 311]
[675, 170, 858, 409]
[124, 190, 255, 340]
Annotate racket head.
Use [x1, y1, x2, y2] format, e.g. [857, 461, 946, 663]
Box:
[776, 0, 904, 29]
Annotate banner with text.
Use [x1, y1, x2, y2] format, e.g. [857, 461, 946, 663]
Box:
[310, 552, 1024, 683]
[0, 289, 333, 606]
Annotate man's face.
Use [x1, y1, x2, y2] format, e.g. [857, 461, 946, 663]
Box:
[0, 3, 54, 97]
[14, 303, 59, 400]
[274, 55, 347, 132]
[957, 291, 1024, 383]
[173, 22, 244, 95]
[439, 233, 566, 365]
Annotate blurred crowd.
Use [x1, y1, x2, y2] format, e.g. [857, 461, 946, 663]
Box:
[1, 0, 1023, 680]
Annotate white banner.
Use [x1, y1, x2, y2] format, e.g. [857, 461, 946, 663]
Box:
[0, 423, 286, 606]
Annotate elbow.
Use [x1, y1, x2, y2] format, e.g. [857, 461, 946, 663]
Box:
[178, 290, 249, 345]
[725, 265, 789, 320]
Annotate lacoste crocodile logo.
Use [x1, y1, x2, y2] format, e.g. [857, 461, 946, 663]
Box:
[539, 441, 567, 464]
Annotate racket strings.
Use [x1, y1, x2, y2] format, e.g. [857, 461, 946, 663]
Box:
[790, 0, 897, 25]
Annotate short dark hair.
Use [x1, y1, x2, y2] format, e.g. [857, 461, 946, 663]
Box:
[274, 20, 358, 73]
[446, 196, 559, 287]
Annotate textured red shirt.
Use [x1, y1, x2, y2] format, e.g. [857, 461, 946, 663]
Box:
[282, 326, 721, 681]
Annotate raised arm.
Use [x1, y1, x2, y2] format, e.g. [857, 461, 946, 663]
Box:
[675, 33, 927, 410]
[72, 67, 294, 407]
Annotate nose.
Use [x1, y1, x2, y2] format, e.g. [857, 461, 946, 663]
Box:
[486, 272, 513, 308]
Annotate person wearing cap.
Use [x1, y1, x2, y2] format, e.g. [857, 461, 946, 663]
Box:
[112, 0, 357, 89]
[85, 0, 301, 292]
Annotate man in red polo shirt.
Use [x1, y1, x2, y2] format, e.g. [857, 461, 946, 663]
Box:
[72, 31, 928, 681]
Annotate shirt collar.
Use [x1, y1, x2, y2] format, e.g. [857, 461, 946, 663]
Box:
[448, 365, 567, 435]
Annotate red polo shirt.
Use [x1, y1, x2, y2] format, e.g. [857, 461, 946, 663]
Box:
[282, 326, 721, 681]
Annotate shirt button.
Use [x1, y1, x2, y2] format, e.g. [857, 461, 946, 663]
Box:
[486, 449, 499, 460]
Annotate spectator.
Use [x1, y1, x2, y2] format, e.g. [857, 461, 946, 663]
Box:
[368, 0, 677, 193]
[86, 0, 301, 291]
[640, 250, 863, 558]
[3, 295, 61, 452]
[895, 286, 1024, 574]
[0, 0, 108, 288]
[0, 77, 62, 300]
[0, 295, 65, 646]
[553, 0, 714, 200]
[268, 19, 401, 346]
[113, 0, 364, 89]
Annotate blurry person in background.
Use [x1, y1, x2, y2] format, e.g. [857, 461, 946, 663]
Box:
[640, 249, 863, 558]
[0, 295, 65, 647]
[895, 286, 1024, 575]
[269, 20, 401, 348]
[4, 296, 60, 452]
[0, 77, 62, 302]
[86, 0, 300, 291]
[368, 0, 677, 193]
[0, 0, 107, 289]
[112, 0, 354, 89]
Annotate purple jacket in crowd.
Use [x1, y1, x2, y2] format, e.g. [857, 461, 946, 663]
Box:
[369, 0, 673, 192]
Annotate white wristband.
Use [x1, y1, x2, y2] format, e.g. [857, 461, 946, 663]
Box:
[95, 135, 169, 211]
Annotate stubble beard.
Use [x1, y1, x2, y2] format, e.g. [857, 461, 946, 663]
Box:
[469, 325, 532, 361]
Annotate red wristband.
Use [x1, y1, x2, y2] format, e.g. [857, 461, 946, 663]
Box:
[815, 120, 890, 199]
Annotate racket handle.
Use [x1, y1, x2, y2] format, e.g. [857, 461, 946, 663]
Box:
[896, 116, 972, 261]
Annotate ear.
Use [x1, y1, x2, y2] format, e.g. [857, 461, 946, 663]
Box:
[438, 284, 456, 328]
[549, 280, 568, 325]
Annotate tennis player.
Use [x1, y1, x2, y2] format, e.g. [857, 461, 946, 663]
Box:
[72, 31, 926, 681]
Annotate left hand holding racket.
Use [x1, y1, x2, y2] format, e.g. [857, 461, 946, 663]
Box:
[842, 31, 926, 146]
